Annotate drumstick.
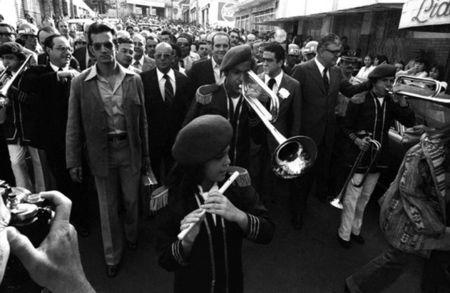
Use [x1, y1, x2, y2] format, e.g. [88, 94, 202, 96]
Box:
[177, 171, 239, 241]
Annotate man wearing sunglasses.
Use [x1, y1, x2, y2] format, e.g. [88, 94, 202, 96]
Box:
[291, 34, 371, 230]
[66, 22, 151, 278]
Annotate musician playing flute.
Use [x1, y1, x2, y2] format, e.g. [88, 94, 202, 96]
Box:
[337, 64, 415, 248]
[154, 115, 274, 293]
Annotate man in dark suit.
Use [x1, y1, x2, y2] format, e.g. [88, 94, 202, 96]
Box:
[187, 32, 230, 90]
[66, 22, 150, 277]
[140, 42, 194, 183]
[256, 42, 302, 203]
[291, 33, 370, 229]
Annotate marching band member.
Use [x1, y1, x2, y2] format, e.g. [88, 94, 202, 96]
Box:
[337, 64, 415, 248]
[155, 115, 274, 293]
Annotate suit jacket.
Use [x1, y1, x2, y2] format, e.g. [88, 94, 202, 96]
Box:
[72, 46, 89, 71]
[38, 53, 80, 70]
[140, 68, 194, 151]
[135, 56, 156, 73]
[260, 72, 302, 153]
[66, 65, 149, 177]
[291, 59, 370, 147]
[187, 58, 216, 92]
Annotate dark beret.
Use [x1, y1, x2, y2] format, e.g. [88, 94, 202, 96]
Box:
[172, 115, 233, 166]
[368, 64, 396, 80]
[221, 44, 252, 72]
[0, 42, 26, 60]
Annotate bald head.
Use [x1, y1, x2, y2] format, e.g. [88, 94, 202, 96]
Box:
[155, 42, 173, 73]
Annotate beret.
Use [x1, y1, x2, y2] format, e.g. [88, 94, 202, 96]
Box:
[302, 41, 318, 54]
[368, 64, 396, 80]
[0, 42, 26, 60]
[221, 44, 252, 72]
[172, 115, 233, 166]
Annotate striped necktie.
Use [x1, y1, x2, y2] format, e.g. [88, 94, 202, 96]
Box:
[164, 74, 174, 104]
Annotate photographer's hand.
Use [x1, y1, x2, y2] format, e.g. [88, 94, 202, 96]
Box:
[6, 191, 95, 293]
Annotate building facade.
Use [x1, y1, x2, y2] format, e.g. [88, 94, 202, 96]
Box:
[234, 0, 277, 34]
[178, 0, 237, 27]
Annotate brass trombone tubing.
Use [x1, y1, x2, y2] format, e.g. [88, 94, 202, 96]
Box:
[246, 70, 280, 122]
[393, 75, 450, 104]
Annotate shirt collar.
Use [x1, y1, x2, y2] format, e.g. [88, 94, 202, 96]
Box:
[49, 62, 69, 72]
[314, 57, 326, 74]
[134, 55, 144, 66]
[264, 70, 283, 86]
[84, 62, 134, 81]
[211, 57, 220, 69]
[157, 68, 175, 82]
[197, 183, 219, 200]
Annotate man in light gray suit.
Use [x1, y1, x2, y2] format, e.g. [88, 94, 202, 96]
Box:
[66, 22, 150, 277]
[131, 33, 156, 72]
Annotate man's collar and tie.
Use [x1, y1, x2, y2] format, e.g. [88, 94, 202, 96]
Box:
[314, 57, 330, 93]
[50, 62, 69, 72]
[156, 68, 176, 102]
[133, 55, 144, 69]
[264, 71, 283, 92]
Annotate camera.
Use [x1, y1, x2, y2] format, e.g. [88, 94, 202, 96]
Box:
[0, 180, 54, 293]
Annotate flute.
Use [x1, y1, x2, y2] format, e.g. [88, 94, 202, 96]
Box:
[177, 171, 239, 241]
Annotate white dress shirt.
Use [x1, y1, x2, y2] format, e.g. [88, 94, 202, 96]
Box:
[314, 57, 330, 80]
[264, 71, 283, 93]
[133, 55, 145, 70]
[157, 68, 176, 101]
[211, 57, 223, 84]
[49, 62, 69, 72]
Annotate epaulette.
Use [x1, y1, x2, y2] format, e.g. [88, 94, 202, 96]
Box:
[149, 186, 168, 213]
[228, 166, 251, 187]
[195, 84, 220, 105]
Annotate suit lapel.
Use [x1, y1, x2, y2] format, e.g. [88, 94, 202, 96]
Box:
[309, 60, 326, 95]
[206, 59, 215, 83]
[85, 69, 105, 113]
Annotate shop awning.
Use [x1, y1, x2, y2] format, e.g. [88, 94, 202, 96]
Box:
[258, 2, 403, 25]
[399, 0, 450, 29]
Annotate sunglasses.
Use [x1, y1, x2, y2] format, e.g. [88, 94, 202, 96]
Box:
[92, 41, 114, 51]
[325, 48, 342, 56]
[154, 53, 172, 59]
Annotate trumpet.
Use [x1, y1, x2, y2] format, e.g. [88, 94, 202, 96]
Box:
[242, 71, 317, 179]
[0, 55, 32, 107]
[330, 138, 381, 209]
[391, 75, 449, 104]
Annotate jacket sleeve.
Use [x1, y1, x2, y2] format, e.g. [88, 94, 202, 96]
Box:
[342, 100, 362, 142]
[289, 81, 302, 137]
[182, 98, 203, 126]
[66, 76, 84, 169]
[241, 186, 275, 244]
[339, 69, 371, 98]
[155, 205, 189, 271]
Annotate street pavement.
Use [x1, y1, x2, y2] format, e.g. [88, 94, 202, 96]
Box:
[79, 184, 418, 293]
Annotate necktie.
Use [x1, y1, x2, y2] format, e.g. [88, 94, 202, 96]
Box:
[180, 59, 185, 68]
[267, 78, 276, 90]
[133, 60, 140, 68]
[163, 74, 174, 104]
[323, 68, 329, 94]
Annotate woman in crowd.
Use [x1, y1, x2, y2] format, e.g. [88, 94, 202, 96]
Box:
[354, 55, 375, 82]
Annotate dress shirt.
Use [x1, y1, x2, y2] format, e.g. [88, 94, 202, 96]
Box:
[314, 57, 330, 80]
[211, 57, 222, 84]
[264, 71, 283, 93]
[133, 55, 145, 71]
[85, 64, 131, 134]
[157, 68, 176, 101]
[198, 183, 219, 225]
[49, 62, 69, 72]
[355, 65, 375, 80]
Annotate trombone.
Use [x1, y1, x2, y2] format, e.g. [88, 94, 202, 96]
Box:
[0, 55, 32, 107]
[242, 70, 317, 179]
[330, 138, 381, 210]
[392, 75, 449, 104]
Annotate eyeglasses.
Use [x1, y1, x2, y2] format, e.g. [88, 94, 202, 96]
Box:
[325, 48, 342, 56]
[54, 46, 72, 53]
[92, 42, 114, 51]
[154, 53, 172, 59]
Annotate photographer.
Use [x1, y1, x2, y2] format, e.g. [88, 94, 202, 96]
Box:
[0, 191, 94, 292]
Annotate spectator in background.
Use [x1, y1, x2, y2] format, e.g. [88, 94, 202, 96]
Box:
[57, 20, 74, 48]
[145, 36, 158, 58]
[17, 23, 40, 54]
[301, 41, 318, 62]
[132, 33, 156, 72]
[341, 36, 350, 56]
[285, 44, 301, 76]
[171, 43, 186, 75]
[373, 54, 388, 66]
[396, 57, 428, 78]
[246, 33, 256, 47]
[196, 41, 210, 59]
[116, 37, 140, 73]
[354, 55, 375, 82]
[394, 61, 404, 73]
[177, 33, 200, 71]
[159, 30, 173, 44]
[229, 29, 240, 47]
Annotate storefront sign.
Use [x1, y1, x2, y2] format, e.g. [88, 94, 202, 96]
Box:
[218, 2, 236, 22]
[399, 0, 450, 29]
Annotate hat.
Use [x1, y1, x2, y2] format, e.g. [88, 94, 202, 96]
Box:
[368, 64, 396, 80]
[221, 44, 252, 72]
[17, 23, 38, 36]
[0, 42, 26, 60]
[288, 44, 301, 56]
[172, 115, 233, 166]
[302, 41, 318, 55]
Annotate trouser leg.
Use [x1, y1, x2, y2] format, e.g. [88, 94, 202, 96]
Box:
[28, 146, 46, 192]
[7, 143, 32, 190]
[352, 173, 380, 236]
[118, 164, 139, 244]
[94, 169, 124, 266]
[338, 173, 363, 241]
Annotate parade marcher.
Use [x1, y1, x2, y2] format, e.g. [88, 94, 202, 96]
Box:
[345, 126, 450, 292]
[66, 22, 151, 277]
[155, 114, 274, 293]
[0, 42, 45, 192]
[171, 44, 187, 75]
[291, 34, 371, 230]
[187, 32, 230, 90]
[0, 23, 37, 65]
[140, 42, 194, 183]
[196, 41, 210, 59]
[132, 33, 156, 72]
[145, 35, 158, 58]
[116, 36, 141, 73]
[177, 33, 200, 71]
[184, 44, 265, 170]
[337, 64, 415, 248]
[37, 27, 80, 70]
[17, 23, 40, 54]
[256, 42, 302, 203]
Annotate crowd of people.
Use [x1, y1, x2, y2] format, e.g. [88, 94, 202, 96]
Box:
[0, 14, 448, 293]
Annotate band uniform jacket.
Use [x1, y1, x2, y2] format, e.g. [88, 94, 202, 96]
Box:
[183, 85, 265, 169]
[260, 72, 302, 153]
[65, 65, 149, 177]
[140, 68, 194, 154]
[187, 58, 216, 92]
[342, 91, 415, 173]
[155, 182, 275, 293]
[291, 59, 371, 147]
